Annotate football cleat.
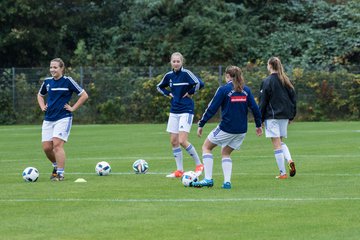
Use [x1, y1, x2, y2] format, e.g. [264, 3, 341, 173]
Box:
[50, 167, 57, 180]
[166, 170, 184, 178]
[191, 178, 214, 188]
[52, 174, 64, 181]
[195, 164, 204, 176]
[222, 182, 231, 189]
[288, 161, 296, 177]
[275, 174, 288, 179]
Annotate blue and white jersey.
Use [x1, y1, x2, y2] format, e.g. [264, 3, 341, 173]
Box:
[38, 75, 84, 121]
[198, 81, 262, 134]
[157, 67, 204, 114]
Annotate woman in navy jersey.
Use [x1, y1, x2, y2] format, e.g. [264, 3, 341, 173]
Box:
[157, 52, 204, 178]
[37, 58, 88, 181]
[258, 57, 297, 179]
[192, 66, 262, 189]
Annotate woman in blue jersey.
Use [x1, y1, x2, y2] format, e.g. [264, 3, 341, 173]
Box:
[192, 66, 262, 189]
[258, 57, 296, 179]
[157, 52, 204, 178]
[37, 58, 88, 181]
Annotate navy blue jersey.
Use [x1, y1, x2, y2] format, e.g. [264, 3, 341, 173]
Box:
[157, 67, 204, 114]
[199, 81, 262, 134]
[38, 75, 84, 121]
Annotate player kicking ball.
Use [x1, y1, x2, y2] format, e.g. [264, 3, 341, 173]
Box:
[191, 66, 262, 189]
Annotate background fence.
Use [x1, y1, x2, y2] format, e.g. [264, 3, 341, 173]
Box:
[0, 65, 359, 125]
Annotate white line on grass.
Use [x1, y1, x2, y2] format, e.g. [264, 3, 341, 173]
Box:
[68, 172, 360, 177]
[1, 197, 360, 203]
[2, 153, 360, 163]
[4, 172, 360, 177]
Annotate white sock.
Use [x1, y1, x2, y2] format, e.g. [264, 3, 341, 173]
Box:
[203, 153, 213, 180]
[186, 144, 201, 165]
[274, 149, 286, 175]
[281, 142, 292, 162]
[56, 168, 64, 176]
[172, 147, 183, 171]
[52, 162, 57, 168]
[222, 157, 232, 183]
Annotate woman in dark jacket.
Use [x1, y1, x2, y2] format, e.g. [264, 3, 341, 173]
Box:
[258, 57, 297, 179]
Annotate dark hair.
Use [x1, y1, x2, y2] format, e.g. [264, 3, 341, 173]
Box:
[225, 65, 245, 92]
[268, 57, 294, 89]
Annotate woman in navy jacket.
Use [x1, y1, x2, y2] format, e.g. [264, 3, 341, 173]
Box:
[193, 66, 262, 189]
[157, 52, 204, 178]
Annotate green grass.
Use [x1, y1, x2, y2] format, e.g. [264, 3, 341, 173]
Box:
[1, 122, 360, 240]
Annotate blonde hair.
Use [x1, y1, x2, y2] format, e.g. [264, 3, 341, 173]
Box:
[268, 57, 294, 89]
[50, 58, 65, 74]
[170, 52, 185, 64]
[225, 65, 245, 92]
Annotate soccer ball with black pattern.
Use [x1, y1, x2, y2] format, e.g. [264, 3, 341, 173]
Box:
[132, 159, 148, 174]
[95, 161, 111, 176]
[22, 167, 39, 182]
[181, 171, 198, 187]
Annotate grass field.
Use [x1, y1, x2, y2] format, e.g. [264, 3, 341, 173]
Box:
[0, 122, 359, 240]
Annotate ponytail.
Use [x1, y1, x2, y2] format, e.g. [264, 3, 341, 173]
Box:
[268, 57, 294, 89]
[225, 66, 245, 92]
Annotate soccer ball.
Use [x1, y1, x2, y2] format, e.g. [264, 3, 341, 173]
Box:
[95, 161, 111, 176]
[132, 159, 148, 174]
[22, 167, 39, 182]
[181, 171, 198, 187]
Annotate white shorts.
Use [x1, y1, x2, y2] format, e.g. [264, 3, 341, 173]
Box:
[207, 126, 246, 150]
[264, 119, 288, 138]
[42, 117, 73, 142]
[166, 113, 194, 133]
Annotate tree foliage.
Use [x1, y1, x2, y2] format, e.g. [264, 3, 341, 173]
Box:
[0, 0, 358, 68]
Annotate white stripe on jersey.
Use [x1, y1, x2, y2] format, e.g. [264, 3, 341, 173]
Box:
[173, 83, 190, 86]
[52, 88, 69, 91]
[183, 69, 200, 91]
[67, 76, 83, 93]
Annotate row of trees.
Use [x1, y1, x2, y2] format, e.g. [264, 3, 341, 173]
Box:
[1, 0, 359, 69]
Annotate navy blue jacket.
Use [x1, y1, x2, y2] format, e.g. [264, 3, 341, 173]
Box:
[199, 81, 262, 134]
[157, 67, 204, 114]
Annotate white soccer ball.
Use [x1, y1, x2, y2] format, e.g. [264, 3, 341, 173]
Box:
[181, 171, 198, 187]
[95, 161, 111, 176]
[132, 159, 148, 174]
[22, 167, 39, 182]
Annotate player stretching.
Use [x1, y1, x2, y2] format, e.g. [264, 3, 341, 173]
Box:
[258, 57, 297, 179]
[37, 58, 88, 181]
[192, 66, 262, 189]
[157, 52, 204, 178]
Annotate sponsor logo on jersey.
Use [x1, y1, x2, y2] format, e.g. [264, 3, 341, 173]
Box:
[230, 96, 247, 102]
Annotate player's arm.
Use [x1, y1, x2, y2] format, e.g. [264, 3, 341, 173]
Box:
[247, 88, 263, 136]
[37, 82, 47, 111]
[64, 90, 89, 112]
[198, 87, 223, 134]
[186, 73, 204, 96]
[156, 75, 171, 97]
[258, 81, 270, 123]
[37, 94, 47, 112]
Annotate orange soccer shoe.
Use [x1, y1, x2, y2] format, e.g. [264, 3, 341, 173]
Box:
[166, 170, 184, 178]
[195, 164, 204, 176]
[275, 174, 288, 179]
